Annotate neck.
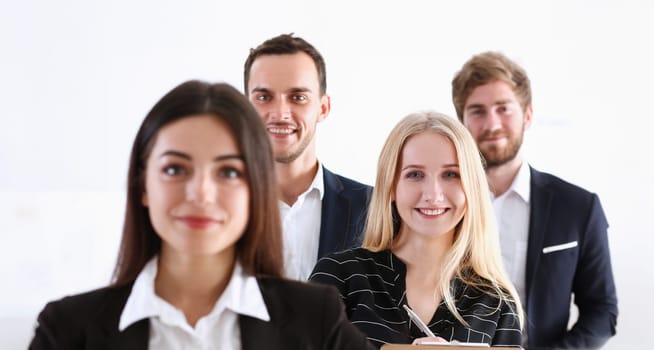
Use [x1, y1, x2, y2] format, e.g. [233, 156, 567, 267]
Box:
[392, 229, 453, 282]
[275, 154, 319, 206]
[155, 247, 236, 327]
[393, 230, 454, 323]
[486, 156, 523, 197]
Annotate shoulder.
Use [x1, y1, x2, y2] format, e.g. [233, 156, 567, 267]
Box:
[530, 166, 596, 198]
[310, 248, 364, 282]
[38, 284, 132, 322]
[320, 246, 377, 262]
[31, 284, 133, 347]
[530, 166, 604, 211]
[309, 248, 398, 291]
[311, 248, 390, 276]
[322, 166, 372, 193]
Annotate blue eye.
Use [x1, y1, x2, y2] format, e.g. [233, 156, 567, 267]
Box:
[444, 171, 459, 179]
[406, 171, 424, 179]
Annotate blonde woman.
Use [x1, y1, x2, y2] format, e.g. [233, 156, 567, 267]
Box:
[310, 112, 523, 348]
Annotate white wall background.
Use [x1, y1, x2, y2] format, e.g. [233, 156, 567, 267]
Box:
[2, 0, 652, 348]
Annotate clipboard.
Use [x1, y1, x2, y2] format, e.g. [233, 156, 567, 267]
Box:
[381, 344, 521, 350]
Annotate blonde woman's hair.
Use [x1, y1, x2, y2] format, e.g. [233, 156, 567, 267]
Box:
[362, 111, 523, 328]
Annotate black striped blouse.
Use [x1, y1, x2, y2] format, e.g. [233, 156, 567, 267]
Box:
[309, 248, 522, 349]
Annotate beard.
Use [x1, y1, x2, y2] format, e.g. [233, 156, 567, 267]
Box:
[478, 128, 524, 169]
[274, 128, 315, 164]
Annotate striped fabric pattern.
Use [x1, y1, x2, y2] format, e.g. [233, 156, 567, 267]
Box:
[309, 248, 522, 349]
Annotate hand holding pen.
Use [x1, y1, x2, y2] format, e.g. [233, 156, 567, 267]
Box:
[403, 304, 449, 345]
[403, 305, 490, 347]
[403, 304, 437, 338]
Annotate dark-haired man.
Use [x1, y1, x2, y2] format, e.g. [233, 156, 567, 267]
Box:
[244, 34, 371, 280]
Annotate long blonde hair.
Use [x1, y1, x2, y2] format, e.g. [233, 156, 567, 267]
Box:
[363, 111, 523, 328]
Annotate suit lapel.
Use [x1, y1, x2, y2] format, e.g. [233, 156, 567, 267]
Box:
[84, 283, 149, 350]
[241, 279, 298, 350]
[318, 167, 349, 258]
[240, 314, 288, 349]
[525, 167, 553, 307]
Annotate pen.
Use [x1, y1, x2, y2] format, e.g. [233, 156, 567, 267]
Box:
[403, 304, 436, 338]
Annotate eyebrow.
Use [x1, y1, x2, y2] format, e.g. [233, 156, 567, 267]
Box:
[401, 163, 459, 171]
[401, 164, 424, 171]
[159, 150, 244, 162]
[250, 86, 313, 95]
[250, 87, 270, 95]
[287, 87, 312, 93]
[465, 99, 514, 110]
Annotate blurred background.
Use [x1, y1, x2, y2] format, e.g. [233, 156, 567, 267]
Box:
[2, 0, 652, 348]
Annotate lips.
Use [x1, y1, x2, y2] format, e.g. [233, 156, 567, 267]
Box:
[480, 131, 507, 143]
[268, 127, 296, 135]
[267, 123, 297, 136]
[416, 208, 447, 216]
[175, 215, 220, 229]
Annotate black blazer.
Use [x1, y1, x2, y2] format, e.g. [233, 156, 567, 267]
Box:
[525, 167, 618, 349]
[29, 278, 375, 350]
[318, 166, 372, 258]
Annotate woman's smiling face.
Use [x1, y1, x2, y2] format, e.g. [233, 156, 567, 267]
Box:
[142, 114, 250, 258]
[394, 131, 466, 241]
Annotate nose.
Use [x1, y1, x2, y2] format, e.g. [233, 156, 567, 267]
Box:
[187, 172, 216, 205]
[423, 178, 445, 203]
[268, 98, 292, 121]
[483, 110, 502, 132]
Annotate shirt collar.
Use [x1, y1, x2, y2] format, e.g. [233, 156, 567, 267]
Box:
[219, 261, 270, 322]
[119, 256, 269, 331]
[286, 162, 325, 208]
[313, 162, 325, 200]
[509, 160, 531, 203]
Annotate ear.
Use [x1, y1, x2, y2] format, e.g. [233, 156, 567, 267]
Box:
[317, 94, 331, 123]
[523, 104, 533, 130]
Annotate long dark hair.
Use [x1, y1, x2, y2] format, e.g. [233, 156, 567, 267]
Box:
[111, 80, 283, 286]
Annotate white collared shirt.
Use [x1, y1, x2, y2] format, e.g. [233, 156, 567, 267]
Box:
[491, 161, 531, 307]
[119, 257, 269, 350]
[280, 163, 324, 280]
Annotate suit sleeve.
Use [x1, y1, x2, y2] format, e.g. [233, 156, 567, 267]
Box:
[556, 194, 618, 349]
[320, 285, 376, 350]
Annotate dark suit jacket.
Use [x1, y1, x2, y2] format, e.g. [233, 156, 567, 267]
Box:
[29, 277, 375, 350]
[525, 167, 618, 349]
[318, 166, 372, 258]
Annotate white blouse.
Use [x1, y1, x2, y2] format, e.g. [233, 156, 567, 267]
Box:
[119, 257, 269, 349]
